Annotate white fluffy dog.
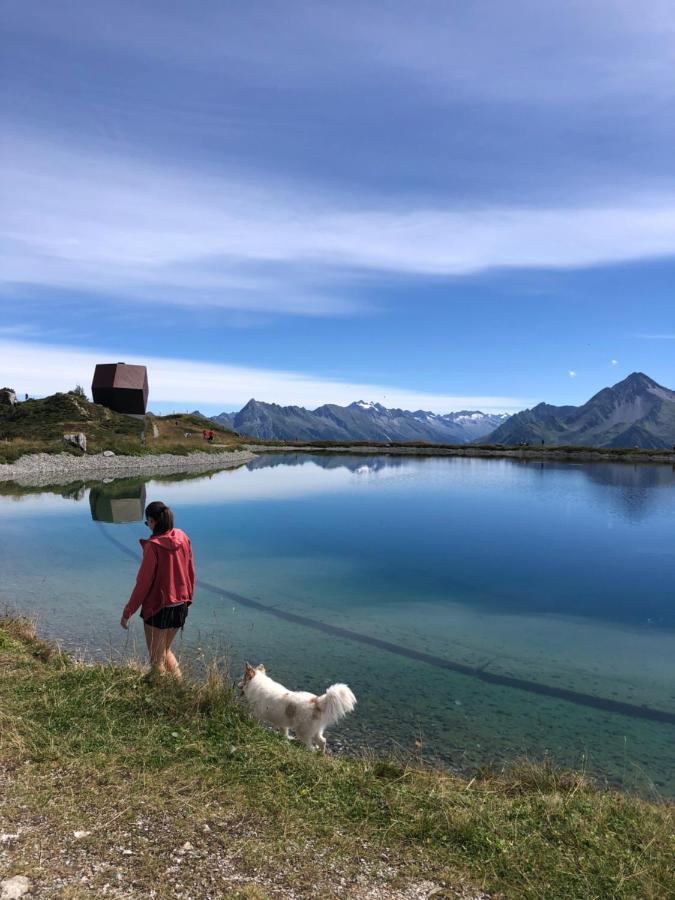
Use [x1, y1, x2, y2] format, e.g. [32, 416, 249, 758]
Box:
[239, 662, 356, 752]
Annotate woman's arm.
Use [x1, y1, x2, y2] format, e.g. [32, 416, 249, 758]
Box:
[122, 543, 158, 620]
[187, 538, 196, 598]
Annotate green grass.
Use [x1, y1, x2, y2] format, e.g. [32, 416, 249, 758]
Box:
[1, 618, 672, 899]
[0, 393, 243, 463]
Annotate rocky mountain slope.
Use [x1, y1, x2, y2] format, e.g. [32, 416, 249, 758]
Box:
[212, 399, 510, 443]
[486, 373, 675, 449]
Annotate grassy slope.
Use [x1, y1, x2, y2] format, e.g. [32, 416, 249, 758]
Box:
[1, 619, 672, 899]
[0, 393, 242, 463]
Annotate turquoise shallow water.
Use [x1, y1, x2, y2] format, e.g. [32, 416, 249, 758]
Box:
[2, 453, 674, 796]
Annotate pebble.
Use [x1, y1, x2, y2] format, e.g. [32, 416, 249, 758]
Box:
[0, 450, 258, 486]
[73, 830, 91, 839]
[0, 876, 31, 900]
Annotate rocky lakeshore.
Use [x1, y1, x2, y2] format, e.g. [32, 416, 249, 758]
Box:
[0, 449, 257, 487]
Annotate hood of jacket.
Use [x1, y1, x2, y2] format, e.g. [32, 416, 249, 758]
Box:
[140, 528, 188, 552]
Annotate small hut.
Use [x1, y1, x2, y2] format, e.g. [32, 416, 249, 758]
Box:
[91, 363, 149, 415]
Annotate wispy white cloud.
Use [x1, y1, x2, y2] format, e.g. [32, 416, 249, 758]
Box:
[2, 133, 675, 315]
[569, 370, 577, 378]
[611, 359, 619, 365]
[634, 333, 675, 339]
[0, 338, 529, 413]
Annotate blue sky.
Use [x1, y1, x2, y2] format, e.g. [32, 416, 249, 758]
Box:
[1, 0, 674, 414]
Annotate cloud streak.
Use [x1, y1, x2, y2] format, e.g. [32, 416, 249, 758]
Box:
[634, 333, 675, 339]
[0, 338, 529, 413]
[3, 134, 675, 314]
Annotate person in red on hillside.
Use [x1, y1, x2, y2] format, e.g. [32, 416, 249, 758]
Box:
[120, 501, 195, 679]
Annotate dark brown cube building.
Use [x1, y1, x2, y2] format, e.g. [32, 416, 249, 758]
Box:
[91, 363, 149, 415]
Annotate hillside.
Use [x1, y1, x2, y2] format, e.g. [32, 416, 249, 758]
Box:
[1, 616, 672, 900]
[213, 399, 510, 443]
[0, 391, 241, 463]
[487, 373, 675, 449]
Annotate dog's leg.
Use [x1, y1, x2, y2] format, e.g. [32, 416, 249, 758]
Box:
[297, 730, 316, 750]
[281, 727, 290, 740]
[314, 733, 327, 754]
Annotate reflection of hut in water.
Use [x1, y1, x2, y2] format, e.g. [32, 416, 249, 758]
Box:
[89, 481, 147, 523]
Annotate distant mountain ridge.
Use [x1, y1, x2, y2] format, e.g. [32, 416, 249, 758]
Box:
[486, 373, 675, 449]
[210, 399, 510, 444]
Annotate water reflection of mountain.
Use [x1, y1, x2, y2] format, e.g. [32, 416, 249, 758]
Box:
[585, 464, 675, 522]
[528, 460, 675, 521]
[89, 481, 147, 523]
[246, 453, 412, 474]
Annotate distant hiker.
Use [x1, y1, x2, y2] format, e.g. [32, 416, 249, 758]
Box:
[120, 501, 195, 679]
[207, 429, 214, 443]
[202, 429, 208, 441]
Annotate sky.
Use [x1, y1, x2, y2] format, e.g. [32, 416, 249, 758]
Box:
[1, 0, 674, 415]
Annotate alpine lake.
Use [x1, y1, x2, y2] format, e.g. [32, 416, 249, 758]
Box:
[2, 452, 674, 798]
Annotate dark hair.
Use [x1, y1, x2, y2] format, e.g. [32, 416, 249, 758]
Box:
[145, 501, 174, 535]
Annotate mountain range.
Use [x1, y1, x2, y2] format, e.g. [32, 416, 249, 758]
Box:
[487, 373, 675, 449]
[202, 373, 675, 449]
[210, 400, 510, 444]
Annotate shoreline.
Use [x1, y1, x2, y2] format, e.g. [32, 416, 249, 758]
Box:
[0, 448, 258, 487]
[1, 615, 673, 900]
[245, 442, 675, 464]
[1, 440, 673, 488]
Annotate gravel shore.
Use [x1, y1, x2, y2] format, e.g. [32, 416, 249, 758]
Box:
[0, 449, 258, 487]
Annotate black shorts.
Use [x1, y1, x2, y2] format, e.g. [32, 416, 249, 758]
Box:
[143, 603, 189, 629]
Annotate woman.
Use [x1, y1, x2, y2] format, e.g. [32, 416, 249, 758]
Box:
[120, 501, 195, 678]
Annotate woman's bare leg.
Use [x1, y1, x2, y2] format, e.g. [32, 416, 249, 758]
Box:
[143, 625, 182, 678]
[144, 623, 166, 675]
[162, 628, 182, 678]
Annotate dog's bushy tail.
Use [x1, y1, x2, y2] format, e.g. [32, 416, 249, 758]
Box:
[318, 683, 357, 726]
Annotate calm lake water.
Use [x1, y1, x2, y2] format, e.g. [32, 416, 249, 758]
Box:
[2, 453, 674, 796]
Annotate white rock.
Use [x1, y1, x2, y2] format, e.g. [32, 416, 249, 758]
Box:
[0, 834, 20, 844]
[0, 875, 31, 900]
[63, 432, 87, 453]
[181, 841, 193, 851]
[102, 450, 115, 457]
[73, 830, 91, 839]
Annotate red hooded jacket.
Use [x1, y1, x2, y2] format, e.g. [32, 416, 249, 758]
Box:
[123, 528, 195, 621]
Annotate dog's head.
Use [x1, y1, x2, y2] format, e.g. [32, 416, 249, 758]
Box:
[237, 661, 265, 693]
